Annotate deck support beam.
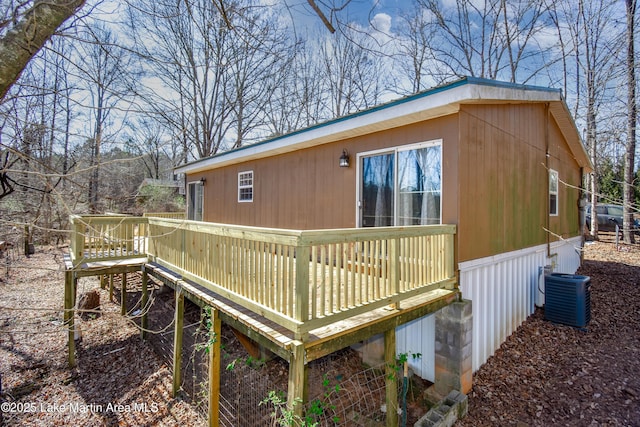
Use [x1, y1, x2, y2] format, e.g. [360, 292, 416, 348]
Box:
[64, 269, 76, 368]
[208, 307, 221, 427]
[120, 273, 127, 315]
[172, 286, 185, 397]
[141, 267, 149, 340]
[384, 328, 398, 427]
[287, 340, 307, 419]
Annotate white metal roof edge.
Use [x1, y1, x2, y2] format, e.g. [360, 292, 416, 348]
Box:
[175, 78, 564, 175]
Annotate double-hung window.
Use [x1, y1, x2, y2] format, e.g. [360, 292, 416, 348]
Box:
[238, 171, 253, 202]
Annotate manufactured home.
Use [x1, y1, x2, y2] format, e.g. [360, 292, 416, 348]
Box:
[65, 77, 591, 424]
[175, 77, 591, 378]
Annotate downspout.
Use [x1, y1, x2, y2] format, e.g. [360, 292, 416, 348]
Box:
[545, 103, 551, 258]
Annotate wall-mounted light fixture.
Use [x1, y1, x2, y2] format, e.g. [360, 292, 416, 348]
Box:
[199, 177, 206, 185]
[339, 149, 350, 168]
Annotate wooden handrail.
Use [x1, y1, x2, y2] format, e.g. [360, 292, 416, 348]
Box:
[69, 215, 149, 265]
[143, 212, 186, 219]
[69, 215, 456, 336]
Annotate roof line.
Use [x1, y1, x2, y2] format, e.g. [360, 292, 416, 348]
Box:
[176, 77, 562, 172]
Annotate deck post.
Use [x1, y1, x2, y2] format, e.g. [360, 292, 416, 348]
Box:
[172, 286, 185, 397]
[72, 219, 84, 263]
[120, 273, 127, 316]
[384, 328, 398, 427]
[208, 307, 221, 427]
[109, 274, 114, 302]
[287, 340, 307, 419]
[100, 274, 106, 289]
[64, 269, 76, 368]
[294, 245, 310, 328]
[140, 267, 148, 340]
[389, 238, 399, 310]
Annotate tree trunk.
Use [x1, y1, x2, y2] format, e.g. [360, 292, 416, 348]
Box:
[0, 0, 86, 100]
[623, 0, 637, 244]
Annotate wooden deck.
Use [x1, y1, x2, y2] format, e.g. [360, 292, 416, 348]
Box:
[144, 261, 458, 363]
[65, 214, 459, 426]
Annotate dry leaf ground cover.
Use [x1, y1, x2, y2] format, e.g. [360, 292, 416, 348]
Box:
[0, 237, 638, 426]
[458, 236, 640, 426]
[0, 247, 206, 426]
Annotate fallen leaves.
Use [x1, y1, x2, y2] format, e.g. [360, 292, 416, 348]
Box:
[0, 247, 206, 427]
[458, 240, 640, 426]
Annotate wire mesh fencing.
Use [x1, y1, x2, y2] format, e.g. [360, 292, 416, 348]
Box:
[131, 273, 423, 426]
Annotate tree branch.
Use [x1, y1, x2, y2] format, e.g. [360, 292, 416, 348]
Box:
[307, 0, 335, 33]
[0, 0, 86, 101]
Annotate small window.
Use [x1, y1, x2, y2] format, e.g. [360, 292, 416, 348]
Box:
[187, 181, 204, 221]
[549, 169, 558, 216]
[238, 171, 253, 202]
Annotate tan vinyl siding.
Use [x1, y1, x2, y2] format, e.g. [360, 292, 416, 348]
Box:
[457, 103, 583, 263]
[187, 102, 583, 267]
[191, 115, 459, 230]
[548, 112, 583, 239]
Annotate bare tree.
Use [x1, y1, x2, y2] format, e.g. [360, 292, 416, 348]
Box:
[395, 3, 439, 94]
[261, 42, 321, 136]
[545, 0, 627, 238]
[74, 24, 135, 213]
[575, 0, 624, 238]
[127, 0, 294, 160]
[0, 44, 80, 244]
[125, 117, 176, 180]
[544, 0, 573, 101]
[318, 27, 385, 117]
[623, 0, 637, 244]
[415, 0, 550, 83]
[225, 8, 296, 150]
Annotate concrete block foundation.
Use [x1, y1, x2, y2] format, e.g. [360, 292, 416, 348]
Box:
[433, 299, 473, 397]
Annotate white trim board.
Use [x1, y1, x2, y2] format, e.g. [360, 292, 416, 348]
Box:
[458, 236, 583, 272]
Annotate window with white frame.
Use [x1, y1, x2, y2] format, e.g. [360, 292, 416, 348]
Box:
[238, 171, 253, 202]
[549, 169, 558, 216]
[358, 140, 442, 227]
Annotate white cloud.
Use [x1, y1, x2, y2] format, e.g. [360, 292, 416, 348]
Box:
[371, 12, 392, 34]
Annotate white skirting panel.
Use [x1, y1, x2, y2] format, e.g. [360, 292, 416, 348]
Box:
[396, 314, 435, 382]
[458, 236, 582, 372]
[551, 237, 582, 275]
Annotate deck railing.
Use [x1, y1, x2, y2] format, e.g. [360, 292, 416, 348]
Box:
[142, 212, 186, 219]
[69, 215, 149, 264]
[70, 215, 456, 337]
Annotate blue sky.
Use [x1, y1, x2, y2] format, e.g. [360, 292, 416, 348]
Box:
[286, 0, 407, 35]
